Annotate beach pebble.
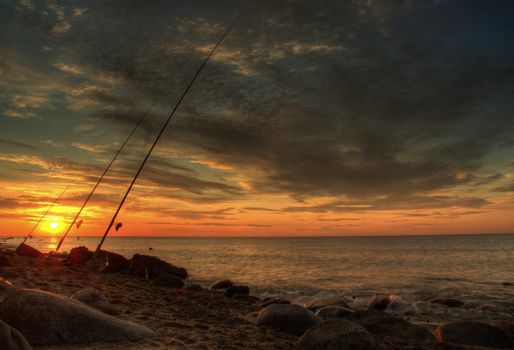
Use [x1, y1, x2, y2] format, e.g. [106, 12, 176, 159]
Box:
[0, 276, 15, 291]
[0, 320, 32, 350]
[297, 318, 376, 350]
[0, 289, 155, 345]
[0, 268, 20, 279]
[88, 250, 129, 273]
[303, 295, 350, 310]
[224, 285, 249, 298]
[72, 287, 117, 315]
[434, 321, 512, 348]
[347, 310, 434, 342]
[367, 294, 391, 310]
[151, 274, 185, 288]
[256, 304, 321, 336]
[209, 279, 234, 290]
[68, 246, 94, 265]
[15, 244, 43, 259]
[315, 305, 353, 319]
[185, 284, 203, 292]
[128, 254, 187, 279]
[431, 298, 464, 308]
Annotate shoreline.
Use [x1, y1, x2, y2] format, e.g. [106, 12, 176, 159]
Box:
[1, 245, 513, 349]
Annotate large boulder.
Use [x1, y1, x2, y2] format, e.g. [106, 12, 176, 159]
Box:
[209, 279, 234, 290]
[347, 310, 434, 342]
[68, 246, 93, 265]
[256, 304, 321, 336]
[434, 321, 512, 348]
[257, 297, 290, 308]
[303, 295, 350, 310]
[297, 318, 376, 350]
[151, 274, 185, 288]
[15, 244, 43, 258]
[87, 250, 129, 273]
[127, 254, 187, 279]
[495, 321, 514, 344]
[0, 289, 154, 345]
[0, 320, 32, 350]
[72, 288, 116, 315]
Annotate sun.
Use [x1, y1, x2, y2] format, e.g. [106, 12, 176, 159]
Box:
[50, 221, 59, 230]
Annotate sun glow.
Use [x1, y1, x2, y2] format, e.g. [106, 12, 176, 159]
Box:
[50, 221, 59, 229]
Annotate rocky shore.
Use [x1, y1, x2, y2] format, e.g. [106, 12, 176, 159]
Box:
[0, 244, 513, 350]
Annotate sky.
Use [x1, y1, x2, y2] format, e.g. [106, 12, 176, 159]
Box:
[0, 0, 513, 238]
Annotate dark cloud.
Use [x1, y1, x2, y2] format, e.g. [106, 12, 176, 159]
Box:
[0, 139, 35, 149]
[1, 0, 513, 213]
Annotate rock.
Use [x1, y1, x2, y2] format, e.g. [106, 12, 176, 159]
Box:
[347, 310, 434, 342]
[209, 279, 234, 290]
[297, 318, 376, 350]
[0, 276, 14, 291]
[87, 250, 129, 273]
[0, 320, 32, 350]
[0, 289, 154, 345]
[0, 255, 12, 266]
[367, 294, 391, 310]
[303, 295, 350, 310]
[151, 274, 185, 288]
[68, 246, 93, 265]
[245, 311, 259, 323]
[431, 298, 464, 308]
[224, 285, 249, 298]
[494, 321, 514, 344]
[15, 244, 43, 258]
[72, 288, 116, 315]
[434, 321, 512, 348]
[257, 297, 290, 308]
[256, 304, 321, 336]
[127, 254, 187, 279]
[316, 305, 353, 319]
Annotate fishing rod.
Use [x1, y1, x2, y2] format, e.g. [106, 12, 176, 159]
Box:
[55, 102, 156, 252]
[20, 184, 70, 245]
[94, 13, 243, 253]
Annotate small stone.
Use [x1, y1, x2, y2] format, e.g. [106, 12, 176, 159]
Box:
[209, 279, 234, 290]
[434, 321, 512, 348]
[367, 294, 391, 310]
[185, 284, 203, 292]
[316, 305, 353, 319]
[0, 276, 14, 291]
[256, 304, 321, 336]
[224, 285, 249, 297]
[0, 320, 32, 350]
[297, 318, 376, 350]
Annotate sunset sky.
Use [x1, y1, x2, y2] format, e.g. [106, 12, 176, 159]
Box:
[1, 0, 513, 238]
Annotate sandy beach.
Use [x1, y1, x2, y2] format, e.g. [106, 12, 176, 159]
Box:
[1, 245, 513, 350]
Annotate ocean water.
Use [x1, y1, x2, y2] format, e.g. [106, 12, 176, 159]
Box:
[2, 234, 514, 323]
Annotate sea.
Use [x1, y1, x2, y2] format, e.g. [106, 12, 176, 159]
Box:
[2, 234, 514, 324]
